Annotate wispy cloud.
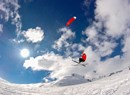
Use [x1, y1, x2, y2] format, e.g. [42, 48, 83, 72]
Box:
[52, 27, 75, 51]
[22, 27, 44, 43]
[0, 0, 22, 36]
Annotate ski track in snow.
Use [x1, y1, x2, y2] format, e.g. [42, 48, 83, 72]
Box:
[1, 69, 130, 95]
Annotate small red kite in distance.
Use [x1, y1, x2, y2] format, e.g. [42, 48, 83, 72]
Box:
[66, 16, 77, 26]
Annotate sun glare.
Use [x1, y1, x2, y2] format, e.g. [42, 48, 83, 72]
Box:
[20, 48, 30, 58]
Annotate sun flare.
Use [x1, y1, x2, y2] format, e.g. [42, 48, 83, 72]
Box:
[20, 48, 30, 58]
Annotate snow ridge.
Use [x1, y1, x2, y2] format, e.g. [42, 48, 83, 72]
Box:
[1, 68, 130, 95]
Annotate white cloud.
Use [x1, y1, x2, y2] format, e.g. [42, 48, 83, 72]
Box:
[23, 51, 97, 80]
[83, 26, 97, 40]
[96, 55, 124, 76]
[0, 0, 22, 35]
[23, 27, 44, 43]
[95, 0, 130, 37]
[0, 24, 3, 33]
[53, 27, 75, 51]
[123, 36, 130, 53]
[71, 43, 85, 51]
[81, 0, 130, 77]
[85, 46, 100, 64]
[95, 41, 117, 57]
[83, 0, 130, 58]
[122, 34, 130, 65]
[84, 27, 117, 57]
[24, 52, 59, 71]
[66, 43, 85, 57]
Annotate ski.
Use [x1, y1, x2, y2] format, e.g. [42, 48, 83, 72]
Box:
[72, 60, 79, 63]
[73, 64, 86, 67]
[72, 60, 87, 67]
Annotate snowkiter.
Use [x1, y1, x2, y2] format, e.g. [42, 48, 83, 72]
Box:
[79, 51, 87, 63]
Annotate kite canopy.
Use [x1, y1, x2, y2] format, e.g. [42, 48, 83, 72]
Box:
[66, 16, 77, 26]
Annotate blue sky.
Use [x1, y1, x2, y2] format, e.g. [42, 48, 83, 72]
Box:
[0, 0, 130, 84]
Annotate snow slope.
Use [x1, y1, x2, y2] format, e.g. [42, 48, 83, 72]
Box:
[1, 69, 130, 95]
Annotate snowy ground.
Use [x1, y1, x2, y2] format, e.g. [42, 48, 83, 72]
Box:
[1, 69, 130, 95]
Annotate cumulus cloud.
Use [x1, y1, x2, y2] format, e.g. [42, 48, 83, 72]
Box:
[123, 36, 130, 53]
[0, 0, 22, 35]
[95, 0, 130, 37]
[82, 0, 130, 77]
[24, 52, 64, 71]
[23, 27, 44, 43]
[84, 26, 117, 57]
[83, 26, 97, 40]
[52, 27, 75, 51]
[23, 51, 92, 79]
[83, 0, 130, 58]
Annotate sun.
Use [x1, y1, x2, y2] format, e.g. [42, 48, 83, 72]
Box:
[20, 48, 30, 58]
